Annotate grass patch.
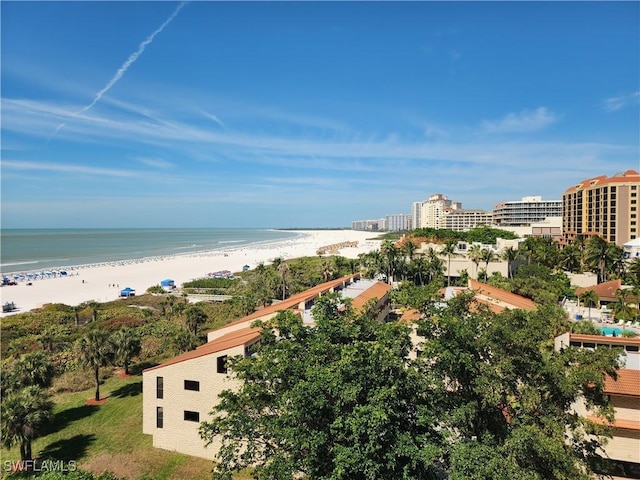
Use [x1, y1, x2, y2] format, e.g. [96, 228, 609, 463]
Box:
[2, 374, 212, 480]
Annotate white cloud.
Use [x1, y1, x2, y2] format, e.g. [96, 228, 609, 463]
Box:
[200, 109, 225, 127]
[2, 160, 137, 178]
[482, 107, 559, 133]
[604, 91, 640, 112]
[135, 157, 173, 169]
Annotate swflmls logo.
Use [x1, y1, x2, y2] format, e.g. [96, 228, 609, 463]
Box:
[3, 459, 77, 472]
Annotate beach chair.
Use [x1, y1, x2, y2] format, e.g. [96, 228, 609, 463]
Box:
[625, 321, 633, 327]
[617, 319, 625, 326]
[632, 321, 640, 328]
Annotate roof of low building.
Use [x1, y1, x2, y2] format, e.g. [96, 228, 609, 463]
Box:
[568, 333, 640, 347]
[145, 326, 261, 372]
[145, 274, 392, 372]
[215, 273, 363, 330]
[575, 279, 622, 302]
[468, 279, 537, 311]
[604, 369, 640, 397]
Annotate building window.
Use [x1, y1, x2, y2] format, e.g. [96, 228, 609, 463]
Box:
[184, 380, 200, 391]
[217, 355, 228, 374]
[156, 407, 163, 428]
[184, 410, 200, 422]
[156, 377, 163, 399]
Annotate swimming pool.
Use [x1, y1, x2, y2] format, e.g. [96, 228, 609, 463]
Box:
[600, 326, 623, 336]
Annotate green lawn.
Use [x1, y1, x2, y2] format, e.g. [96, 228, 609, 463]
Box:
[2, 374, 217, 480]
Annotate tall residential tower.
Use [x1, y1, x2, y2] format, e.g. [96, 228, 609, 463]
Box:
[562, 170, 640, 246]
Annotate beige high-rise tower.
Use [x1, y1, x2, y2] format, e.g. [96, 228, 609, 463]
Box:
[562, 170, 640, 246]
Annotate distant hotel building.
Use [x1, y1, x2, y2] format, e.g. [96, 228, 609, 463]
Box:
[351, 220, 381, 231]
[562, 170, 640, 246]
[439, 209, 493, 231]
[421, 194, 461, 229]
[352, 215, 411, 232]
[411, 194, 492, 232]
[385, 213, 412, 232]
[493, 196, 562, 227]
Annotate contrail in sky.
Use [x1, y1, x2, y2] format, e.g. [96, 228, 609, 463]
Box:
[51, 2, 187, 138]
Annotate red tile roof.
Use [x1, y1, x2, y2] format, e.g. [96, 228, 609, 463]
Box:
[569, 333, 640, 347]
[575, 279, 622, 302]
[350, 282, 392, 311]
[469, 279, 537, 311]
[215, 273, 362, 329]
[145, 326, 261, 371]
[564, 170, 640, 194]
[399, 308, 423, 323]
[145, 275, 391, 372]
[603, 369, 640, 397]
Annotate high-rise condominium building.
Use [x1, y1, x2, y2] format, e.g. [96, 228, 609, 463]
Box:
[414, 194, 462, 229]
[386, 214, 412, 232]
[562, 170, 640, 247]
[493, 196, 562, 227]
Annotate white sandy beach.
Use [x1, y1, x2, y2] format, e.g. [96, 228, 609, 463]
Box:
[0, 230, 383, 317]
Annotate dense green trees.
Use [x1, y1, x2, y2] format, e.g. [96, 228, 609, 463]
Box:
[421, 295, 619, 479]
[201, 289, 620, 480]
[200, 295, 443, 480]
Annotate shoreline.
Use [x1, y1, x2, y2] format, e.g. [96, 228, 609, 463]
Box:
[2, 230, 308, 278]
[0, 230, 383, 317]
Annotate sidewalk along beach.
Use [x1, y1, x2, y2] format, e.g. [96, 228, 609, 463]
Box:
[0, 230, 383, 316]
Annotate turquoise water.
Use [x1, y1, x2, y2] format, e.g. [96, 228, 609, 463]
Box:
[600, 326, 623, 336]
[0, 228, 300, 273]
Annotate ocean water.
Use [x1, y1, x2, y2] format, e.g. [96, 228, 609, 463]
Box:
[0, 228, 300, 274]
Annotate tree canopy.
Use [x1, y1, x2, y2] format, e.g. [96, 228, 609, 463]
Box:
[201, 290, 621, 480]
[200, 294, 443, 480]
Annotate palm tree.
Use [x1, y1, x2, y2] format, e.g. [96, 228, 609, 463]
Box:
[1, 386, 53, 461]
[441, 240, 458, 287]
[412, 255, 428, 286]
[571, 236, 587, 271]
[76, 330, 114, 401]
[501, 246, 519, 279]
[184, 305, 208, 337]
[278, 261, 290, 300]
[476, 267, 488, 282]
[612, 288, 634, 327]
[481, 248, 496, 274]
[578, 290, 599, 321]
[628, 257, 640, 287]
[320, 259, 333, 282]
[585, 236, 612, 283]
[348, 258, 359, 275]
[468, 244, 483, 279]
[381, 240, 399, 284]
[404, 240, 417, 262]
[110, 328, 141, 375]
[3, 351, 54, 395]
[164, 295, 177, 320]
[559, 245, 582, 273]
[427, 247, 444, 284]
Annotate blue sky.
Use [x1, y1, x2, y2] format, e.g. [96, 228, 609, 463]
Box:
[2, 1, 639, 228]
